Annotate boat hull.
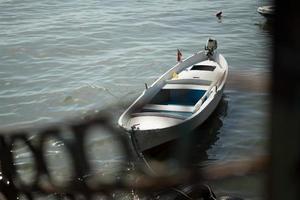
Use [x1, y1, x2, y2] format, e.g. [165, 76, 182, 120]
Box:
[118, 49, 228, 151]
[130, 86, 224, 151]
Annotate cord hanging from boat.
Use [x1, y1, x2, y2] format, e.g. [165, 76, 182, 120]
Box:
[130, 127, 217, 200]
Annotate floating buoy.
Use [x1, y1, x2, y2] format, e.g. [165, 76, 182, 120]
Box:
[216, 11, 222, 19]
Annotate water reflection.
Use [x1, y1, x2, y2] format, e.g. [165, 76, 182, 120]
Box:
[255, 20, 273, 34]
[12, 138, 37, 186]
[190, 97, 228, 164]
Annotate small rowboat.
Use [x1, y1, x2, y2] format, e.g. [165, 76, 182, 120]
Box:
[118, 39, 228, 151]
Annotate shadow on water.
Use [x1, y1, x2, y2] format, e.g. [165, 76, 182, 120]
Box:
[144, 95, 228, 165]
[255, 19, 273, 34]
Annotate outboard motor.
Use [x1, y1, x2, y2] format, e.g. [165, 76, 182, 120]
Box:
[205, 38, 218, 56]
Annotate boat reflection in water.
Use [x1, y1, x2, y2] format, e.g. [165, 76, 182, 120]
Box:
[140, 97, 228, 199]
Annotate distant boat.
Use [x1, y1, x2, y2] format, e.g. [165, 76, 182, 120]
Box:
[118, 39, 228, 151]
[257, 5, 275, 18]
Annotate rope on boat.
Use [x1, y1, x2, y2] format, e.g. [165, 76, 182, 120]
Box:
[203, 184, 217, 200]
[129, 127, 157, 175]
[171, 187, 193, 200]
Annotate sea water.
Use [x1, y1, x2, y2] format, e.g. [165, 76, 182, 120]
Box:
[0, 0, 271, 199]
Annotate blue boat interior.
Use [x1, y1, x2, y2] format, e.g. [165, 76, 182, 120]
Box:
[135, 89, 207, 119]
[141, 109, 193, 119]
[149, 89, 206, 106]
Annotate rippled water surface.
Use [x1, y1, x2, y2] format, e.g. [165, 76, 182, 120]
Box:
[1, 0, 271, 199]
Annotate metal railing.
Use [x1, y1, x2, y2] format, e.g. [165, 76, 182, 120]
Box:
[0, 104, 268, 200]
[0, 111, 214, 199]
[0, 114, 134, 199]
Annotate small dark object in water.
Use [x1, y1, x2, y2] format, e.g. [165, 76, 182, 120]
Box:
[216, 11, 222, 18]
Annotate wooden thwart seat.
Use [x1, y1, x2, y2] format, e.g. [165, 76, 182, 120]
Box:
[131, 112, 187, 120]
[165, 78, 212, 85]
[143, 104, 194, 112]
[162, 83, 209, 90]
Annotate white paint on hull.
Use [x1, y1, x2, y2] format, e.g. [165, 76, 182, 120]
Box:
[118, 48, 228, 151]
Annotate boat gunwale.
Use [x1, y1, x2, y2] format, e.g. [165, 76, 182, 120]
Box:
[118, 50, 228, 131]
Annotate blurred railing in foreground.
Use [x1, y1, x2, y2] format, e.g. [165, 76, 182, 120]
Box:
[0, 111, 267, 200]
[0, 113, 199, 199]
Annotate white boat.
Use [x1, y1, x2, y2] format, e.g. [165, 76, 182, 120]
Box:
[118, 39, 228, 151]
[257, 5, 275, 18]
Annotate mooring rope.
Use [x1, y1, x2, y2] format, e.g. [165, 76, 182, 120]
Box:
[129, 128, 202, 200]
